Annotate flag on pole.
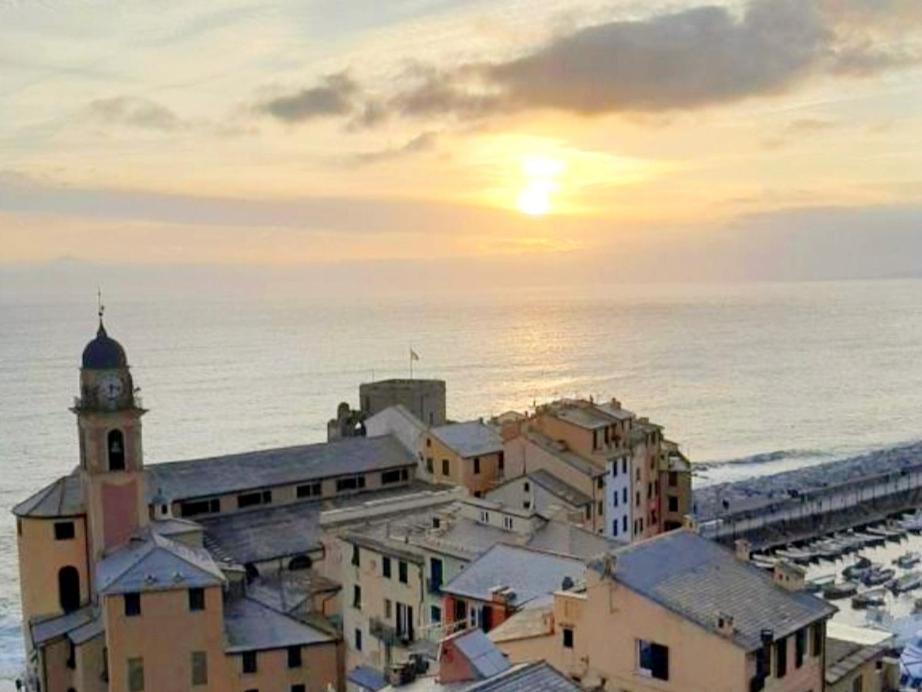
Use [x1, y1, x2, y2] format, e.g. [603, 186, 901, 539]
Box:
[410, 348, 420, 361]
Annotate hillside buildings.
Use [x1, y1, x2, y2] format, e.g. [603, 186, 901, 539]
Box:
[13, 318, 707, 692]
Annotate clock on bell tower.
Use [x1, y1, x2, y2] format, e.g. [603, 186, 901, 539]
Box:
[74, 317, 149, 560]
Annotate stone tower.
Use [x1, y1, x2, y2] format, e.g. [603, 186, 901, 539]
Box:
[74, 318, 148, 561]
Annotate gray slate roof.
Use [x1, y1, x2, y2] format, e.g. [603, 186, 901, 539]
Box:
[13, 473, 84, 518]
[31, 606, 96, 646]
[467, 661, 581, 692]
[451, 629, 510, 679]
[348, 665, 388, 691]
[524, 431, 603, 478]
[431, 421, 502, 458]
[592, 530, 836, 651]
[526, 520, 624, 558]
[146, 434, 414, 502]
[201, 481, 445, 564]
[528, 469, 591, 507]
[96, 531, 225, 595]
[224, 597, 333, 653]
[441, 544, 585, 605]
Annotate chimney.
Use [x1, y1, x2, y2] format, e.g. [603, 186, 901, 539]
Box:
[773, 560, 806, 591]
[735, 539, 752, 561]
[715, 612, 735, 637]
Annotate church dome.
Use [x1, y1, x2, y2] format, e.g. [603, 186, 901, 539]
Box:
[81, 322, 128, 370]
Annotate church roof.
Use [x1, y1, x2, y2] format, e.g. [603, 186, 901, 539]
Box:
[81, 321, 128, 370]
[13, 473, 84, 518]
[96, 531, 225, 595]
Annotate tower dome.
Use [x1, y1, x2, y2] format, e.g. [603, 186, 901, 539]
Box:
[81, 321, 128, 370]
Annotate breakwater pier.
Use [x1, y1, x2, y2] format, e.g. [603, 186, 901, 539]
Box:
[694, 441, 922, 549]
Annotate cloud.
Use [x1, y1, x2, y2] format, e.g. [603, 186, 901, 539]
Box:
[87, 96, 185, 131]
[258, 72, 359, 122]
[349, 131, 438, 164]
[337, 0, 922, 124]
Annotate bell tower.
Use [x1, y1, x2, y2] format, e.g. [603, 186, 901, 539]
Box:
[74, 311, 148, 561]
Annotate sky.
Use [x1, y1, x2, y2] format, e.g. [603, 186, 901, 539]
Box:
[2, 0, 922, 290]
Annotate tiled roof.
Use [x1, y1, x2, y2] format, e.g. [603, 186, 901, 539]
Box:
[527, 469, 591, 507]
[31, 606, 96, 646]
[826, 637, 890, 685]
[13, 473, 84, 518]
[592, 530, 836, 651]
[430, 421, 502, 458]
[441, 544, 584, 605]
[146, 434, 415, 502]
[224, 597, 333, 653]
[523, 431, 603, 478]
[202, 482, 450, 564]
[96, 531, 225, 595]
[450, 629, 510, 679]
[467, 661, 581, 691]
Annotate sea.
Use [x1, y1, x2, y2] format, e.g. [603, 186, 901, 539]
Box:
[2, 278, 922, 679]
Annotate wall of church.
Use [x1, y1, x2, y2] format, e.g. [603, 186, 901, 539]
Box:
[16, 516, 90, 631]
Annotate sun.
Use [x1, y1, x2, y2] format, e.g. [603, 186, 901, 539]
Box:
[516, 156, 564, 216]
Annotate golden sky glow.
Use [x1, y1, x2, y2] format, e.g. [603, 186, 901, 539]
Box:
[1, 0, 922, 275]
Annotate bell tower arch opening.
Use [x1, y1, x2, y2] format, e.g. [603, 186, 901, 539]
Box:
[107, 429, 126, 471]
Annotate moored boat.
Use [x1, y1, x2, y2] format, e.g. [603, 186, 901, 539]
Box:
[853, 588, 887, 608]
[823, 581, 859, 600]
[890, 571, 922, 594]
[894, 552, 922, 569]
[863, 567, 896, 587]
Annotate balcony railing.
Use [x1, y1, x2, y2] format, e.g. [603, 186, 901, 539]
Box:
[370, 618, 414, 647]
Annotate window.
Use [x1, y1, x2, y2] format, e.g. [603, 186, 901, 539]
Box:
[597, 500, 603, 515]
[668, 496, 679, 512]
[647, 482, 652, 498]
[180, 498, 220, 517]
[613, 492, 619, 507]
[503, 516, 514, 530]
[523, 481, 530, 492]
[382, 556, 392, 578]
[584, 505, 591, 519]
[66, 641, 76, 669]
[355, 628, 363, 651]
[188, 588, 205, 612]
[442, 459, 450, 475]
[795, 629, 806, 668]
[563, 627, 574, 649]
[127, 657, 144, 691]
[498, 452, 504, 471]
[852, 676, 864, 692]
[622, 458, 627, 474]
[622, 516, 628, 533]
[473, 457, 481, 474]
[426, 457, 434, 473]
[612, 521, 618, 536]
[242, 651, 258, 674]
[108, 429, 126, 471]
[622, 488, 628, 503]
[54, 522, 76, 541]
[382, 469, 404, 485]
[351, 545, 360, 567]
[668, 471, 678, 487]
[611, 464, 618, 477]
[237, 490, 272, 509]
[479, 510, 490, 523]
[287, 645, 302, 669]
[336, 475, 367, 492]
[637, 640, 669, 681]
[292, 686, 306, 692]
[597, 476, 604, 489]
[353, 584, 362, 609]
[191, 651, 207, 686]
[812, 622, 824, 657]
[426, 437, 432, 447]
[124, 592, 141, 617]
[399, 560, 408, 584]
[775, 637, 787, 678]
[635, 491, 640, 507]
[296, 482, 321, 498]
[431, 605, 442, 623]
[385, 598, 392, 618]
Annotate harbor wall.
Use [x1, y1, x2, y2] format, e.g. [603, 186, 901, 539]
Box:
[698, 465, 922, 549]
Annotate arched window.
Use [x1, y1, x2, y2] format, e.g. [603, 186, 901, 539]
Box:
[107, 429, 125, 471]
[58, 566, 81, 613]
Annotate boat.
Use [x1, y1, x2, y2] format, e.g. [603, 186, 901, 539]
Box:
[843, 557, 874, 580]
[867, 525, 906, 542]
[823, 581, 859, 600]
[775, 547, 815, 565]
[913, 598, 922, 613]
[853, 588, 887, 608]
[890, 572, 922, 594]
[805, 575, 835, 594]
[852, 531, 886, 547]
[894, 552, 921, 569]
[901, 512, 922, 534]
[751, 555, 776, 571]
[863, 567, 897, 587]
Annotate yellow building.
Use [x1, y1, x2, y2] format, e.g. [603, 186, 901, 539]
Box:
[490, 530, 836, 692]
[14, 320, 342, 692]
[421, 421, 504, 497]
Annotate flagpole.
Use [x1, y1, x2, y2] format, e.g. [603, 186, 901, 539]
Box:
[409, 346, 413, 379]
